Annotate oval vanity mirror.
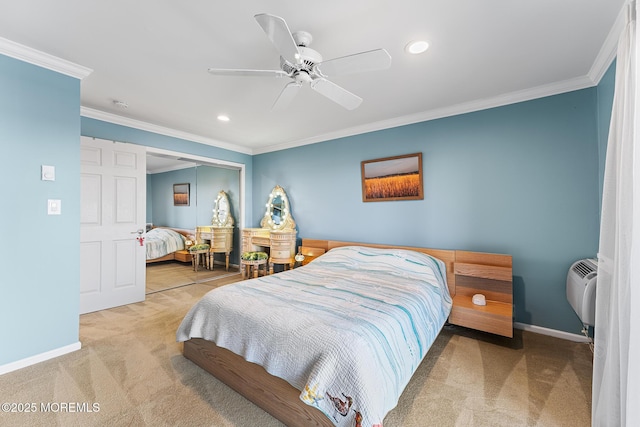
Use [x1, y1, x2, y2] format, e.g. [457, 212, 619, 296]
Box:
[260, 185, 295, 231]
[212, 190, 234, 227]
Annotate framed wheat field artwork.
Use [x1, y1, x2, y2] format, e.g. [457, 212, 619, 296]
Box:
[173, 183, 190, 206]
[361, 153, 423, 202]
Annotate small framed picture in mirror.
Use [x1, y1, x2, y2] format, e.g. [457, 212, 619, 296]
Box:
[173, 183, 190, 206]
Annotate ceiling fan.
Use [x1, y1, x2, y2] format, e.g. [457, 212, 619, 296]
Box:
[208, 13, 392, 110]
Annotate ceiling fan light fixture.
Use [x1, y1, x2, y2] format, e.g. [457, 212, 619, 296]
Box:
[405, 40, 429, 55]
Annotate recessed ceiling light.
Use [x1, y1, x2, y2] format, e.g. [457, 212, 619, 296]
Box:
[217, 115, 230, 122]
[405, 40, 429, 55]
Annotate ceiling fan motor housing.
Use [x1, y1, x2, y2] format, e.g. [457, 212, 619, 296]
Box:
[296, 46, 322, 68]
[280, 45, 323, 76]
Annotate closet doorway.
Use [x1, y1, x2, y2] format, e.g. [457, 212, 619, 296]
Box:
[145, 147, 244, 294]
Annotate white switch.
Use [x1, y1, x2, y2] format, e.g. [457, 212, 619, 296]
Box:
[42, 165, 55, 181]
[48, 199, 61, 215]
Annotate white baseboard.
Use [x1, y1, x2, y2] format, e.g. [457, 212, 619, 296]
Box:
[514, 322, 590, 343]
[0, 342, 82, 376]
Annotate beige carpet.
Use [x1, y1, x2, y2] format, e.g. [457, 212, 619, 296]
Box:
[0, 275, 592, 427]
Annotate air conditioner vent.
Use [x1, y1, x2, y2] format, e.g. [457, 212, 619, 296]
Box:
[572, 260, 596, 278]
[567, 259, 598, 326]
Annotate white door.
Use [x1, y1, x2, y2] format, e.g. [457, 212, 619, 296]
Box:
[80, 136, 146, 314]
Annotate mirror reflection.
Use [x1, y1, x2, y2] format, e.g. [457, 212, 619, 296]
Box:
[145, 153, 240, 294]
[212, 190, 234, 227]
[218, 198, 228, 224]
[272, 195, 283, 225]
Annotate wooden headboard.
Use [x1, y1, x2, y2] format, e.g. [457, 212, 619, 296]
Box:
[301, 239, 513, 336]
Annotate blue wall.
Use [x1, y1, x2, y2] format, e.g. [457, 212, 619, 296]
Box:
[148, 167, 198, 229]
[0, 55, 81, 365]
[253, 88, 605, 334]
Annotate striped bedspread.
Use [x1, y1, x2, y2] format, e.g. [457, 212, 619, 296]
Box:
[145, 228, 185, 260]
[176, 245, 452, 427]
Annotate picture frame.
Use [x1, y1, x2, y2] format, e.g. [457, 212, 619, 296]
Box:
[173, 183, 190, 206]
[361, 153, 423, 202]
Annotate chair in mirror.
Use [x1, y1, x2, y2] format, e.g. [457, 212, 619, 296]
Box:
[242, 185, 297, 274]
[196, 190, 234, 271]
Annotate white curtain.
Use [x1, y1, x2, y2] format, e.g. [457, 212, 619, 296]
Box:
[592, 1, 640, 426]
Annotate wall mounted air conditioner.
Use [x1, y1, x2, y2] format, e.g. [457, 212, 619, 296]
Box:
[566, 258, 598, 326]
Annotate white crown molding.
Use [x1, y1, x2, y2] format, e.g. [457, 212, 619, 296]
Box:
[256, 75, 597, 154]
[588, 2, 627, 84]
[80, 107, 252, 155]
[0, 37, 92, 80]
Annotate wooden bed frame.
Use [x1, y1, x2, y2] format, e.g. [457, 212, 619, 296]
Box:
[145, 227, 195, 264]
[182, 239, 513, 427]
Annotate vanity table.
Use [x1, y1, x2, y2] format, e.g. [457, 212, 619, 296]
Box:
[241, 185, 297, 273]
[196, 190, 234, 271]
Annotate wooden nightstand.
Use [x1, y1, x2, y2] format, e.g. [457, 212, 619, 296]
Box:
[448, 251, 513, 337]
[175, 250, 191, 263]
[298, 246, 326, 266]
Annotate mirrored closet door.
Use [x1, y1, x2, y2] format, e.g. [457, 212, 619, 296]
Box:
[145, 151, 241, 294]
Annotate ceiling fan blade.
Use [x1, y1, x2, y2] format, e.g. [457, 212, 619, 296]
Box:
[254, 13, 300, 65]
[310, 78, 362, 110]
[315, 49, 392, 77]
[272, 82, 301, 110]
[208, 68, 289, 78]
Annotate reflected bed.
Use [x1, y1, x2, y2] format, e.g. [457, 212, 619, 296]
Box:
[145, 227, 194, 263]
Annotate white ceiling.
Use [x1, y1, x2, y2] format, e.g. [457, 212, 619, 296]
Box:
[0, 1, 626, 155]
[145, 153, 196, 175]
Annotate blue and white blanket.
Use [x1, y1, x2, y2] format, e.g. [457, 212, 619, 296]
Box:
[176, 245, 452, 427]
[145, 228, 185, 260]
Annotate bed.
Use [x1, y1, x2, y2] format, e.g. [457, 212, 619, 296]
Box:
[177, 239, 512, 427]
[145, 227, 194, 263]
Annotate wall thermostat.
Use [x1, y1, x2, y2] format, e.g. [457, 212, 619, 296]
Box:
[42, 165, 55, 181]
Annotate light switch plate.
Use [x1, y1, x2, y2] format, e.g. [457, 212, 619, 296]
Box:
[48, 199, 61, 215]
[42, 165, 55, 181]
